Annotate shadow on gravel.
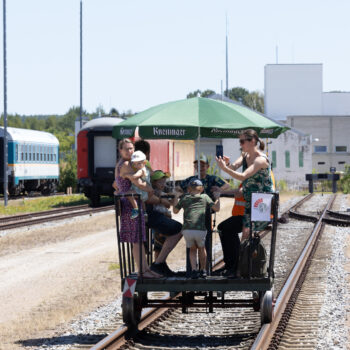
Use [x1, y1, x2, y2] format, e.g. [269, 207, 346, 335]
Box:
[16, 334, 108, 347]
[132, 330, 257, 347]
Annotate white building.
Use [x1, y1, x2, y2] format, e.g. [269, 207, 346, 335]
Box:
[200, 94, 312, 189]
[264, 63, 350, 173]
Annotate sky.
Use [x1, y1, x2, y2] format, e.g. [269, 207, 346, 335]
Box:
[0, 0, 350, 116]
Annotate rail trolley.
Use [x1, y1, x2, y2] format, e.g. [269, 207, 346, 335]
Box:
[115, 191, 279, 328]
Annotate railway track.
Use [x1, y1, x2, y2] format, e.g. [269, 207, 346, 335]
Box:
[0, 203, 115, 232]
[41, 193, 349, 350]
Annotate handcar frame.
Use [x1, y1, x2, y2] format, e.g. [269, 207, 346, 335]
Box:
[114, 191, 279, 328]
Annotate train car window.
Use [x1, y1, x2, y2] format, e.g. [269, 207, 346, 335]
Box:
[21, 145, 24, 161]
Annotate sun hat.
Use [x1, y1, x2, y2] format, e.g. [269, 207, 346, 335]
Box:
[189, 179, 203, 187]
[151, 170, 170, 182]
[131, 150, 146, 162]
[193, 154, 208, 164]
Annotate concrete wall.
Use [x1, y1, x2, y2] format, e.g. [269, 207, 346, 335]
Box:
[286, 115, 350, 173]
[323, 92, 350, 115]
[264, 64, 323, 120]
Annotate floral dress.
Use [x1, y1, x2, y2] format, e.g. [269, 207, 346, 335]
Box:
[242, 154, 273, 231]
[115, 160, 146, 243]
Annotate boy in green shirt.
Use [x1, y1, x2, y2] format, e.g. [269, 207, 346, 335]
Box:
[173, 179, 220, 278]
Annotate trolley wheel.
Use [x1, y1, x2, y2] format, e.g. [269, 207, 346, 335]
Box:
[122, 293, 143, 327]
[260, 290, 273, 324]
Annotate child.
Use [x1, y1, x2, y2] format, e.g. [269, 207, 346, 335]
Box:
[150, 170, 177, 259]
[173, 179, 220, 278]
[126, 150, 154, 219]
[151, 170, 172, 217]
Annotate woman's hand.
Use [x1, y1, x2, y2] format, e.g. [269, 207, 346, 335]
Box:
[216, 156, 227, 170]
[222, 155, 230, 166]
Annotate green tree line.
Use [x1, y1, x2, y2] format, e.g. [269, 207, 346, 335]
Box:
[187, 87, 264, 113]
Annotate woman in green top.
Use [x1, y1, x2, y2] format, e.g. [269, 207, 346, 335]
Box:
[216, 129, 273, 241]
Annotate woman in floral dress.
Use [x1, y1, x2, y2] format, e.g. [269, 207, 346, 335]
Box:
[216, 129, 273, 241]
[115, 139, 161, 278]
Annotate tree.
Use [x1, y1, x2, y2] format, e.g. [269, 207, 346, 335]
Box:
[187, 89, 216, 99]
[187, 90, 202, 98]
[243, 91, 264, 113]
[110, 107, 119, 116]
[225, 87, 249, 103]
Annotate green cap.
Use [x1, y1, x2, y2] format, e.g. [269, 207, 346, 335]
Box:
[151, 170, 170, 182]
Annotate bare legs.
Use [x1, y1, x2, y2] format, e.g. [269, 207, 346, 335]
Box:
[189, 245, 207, 271]
[132, 243, 161, 278]
[154, 233, 182, 263]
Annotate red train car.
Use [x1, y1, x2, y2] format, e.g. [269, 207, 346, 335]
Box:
[77, 117, 195, 206]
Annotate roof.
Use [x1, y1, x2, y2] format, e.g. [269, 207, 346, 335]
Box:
[0, 127, 59, 144]
[80, 117, 125, 132]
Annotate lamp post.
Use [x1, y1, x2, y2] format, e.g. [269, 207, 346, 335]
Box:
[3, 0, 8, 206]
[79, 0, 83, 129]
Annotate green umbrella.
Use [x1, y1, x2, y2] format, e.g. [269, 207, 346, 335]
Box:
[112, 97, 289, 140]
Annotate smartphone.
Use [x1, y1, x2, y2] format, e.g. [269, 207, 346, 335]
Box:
[216, 145, 223, 158]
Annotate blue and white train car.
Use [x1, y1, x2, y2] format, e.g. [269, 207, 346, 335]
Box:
[0, 127, 59, 195]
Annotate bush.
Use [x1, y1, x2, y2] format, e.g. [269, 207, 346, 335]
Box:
[58, 151, 77, 192]
[340, 165, 350, 194]
[276, 179, 287, 192]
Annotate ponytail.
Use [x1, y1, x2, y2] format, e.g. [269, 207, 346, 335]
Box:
[258, 138, 265, 151]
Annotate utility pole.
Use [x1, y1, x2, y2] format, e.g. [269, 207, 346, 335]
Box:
[3, 0, 8, 206]
[225, 14, 229, 97]
[79, 0, 83, 129]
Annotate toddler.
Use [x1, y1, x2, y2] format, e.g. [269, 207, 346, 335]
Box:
[126, 150, 154, 219]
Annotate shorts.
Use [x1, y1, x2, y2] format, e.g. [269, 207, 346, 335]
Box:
[182, 229, 207, 248]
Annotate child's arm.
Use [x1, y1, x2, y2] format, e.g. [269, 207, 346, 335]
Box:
[210, 193, 220, 212]
[172, 193, 181, 214]
[125, 168, 144, 181]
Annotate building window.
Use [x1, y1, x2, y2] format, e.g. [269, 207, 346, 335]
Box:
[285, 151, 290, 168]
[318, 162, 325, 165]
[338, 161, 345, 165]
[272, 151, 277, 169]
[314, 145, 327, 153]
[299, 151, 303, 167]
[335, 146, 347, 153]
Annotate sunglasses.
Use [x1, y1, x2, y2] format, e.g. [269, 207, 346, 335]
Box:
[239, 138, 251, 145]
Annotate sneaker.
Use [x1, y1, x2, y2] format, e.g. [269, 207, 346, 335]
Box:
[130, 208, 139, 219]
[190, 270, 200, 279]
[212, 266, 227, 276]
[150, 263, 165, 276]
[162, 262, 177, 277]
[199, 270, 207, 278]
[221, 269, 236, 278]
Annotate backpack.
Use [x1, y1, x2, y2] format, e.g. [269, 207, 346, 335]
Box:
[239, 235, 267, 278]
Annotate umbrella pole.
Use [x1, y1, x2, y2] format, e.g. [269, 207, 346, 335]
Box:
[197, 128, 200, 179]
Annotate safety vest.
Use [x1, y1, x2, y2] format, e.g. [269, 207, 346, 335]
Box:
[232, 184, 246, 216]
[231, 170, 276, 217]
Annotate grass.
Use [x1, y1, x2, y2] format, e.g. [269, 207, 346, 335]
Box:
[108, 263, 120, 271]
[0, 194, 89, 216]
